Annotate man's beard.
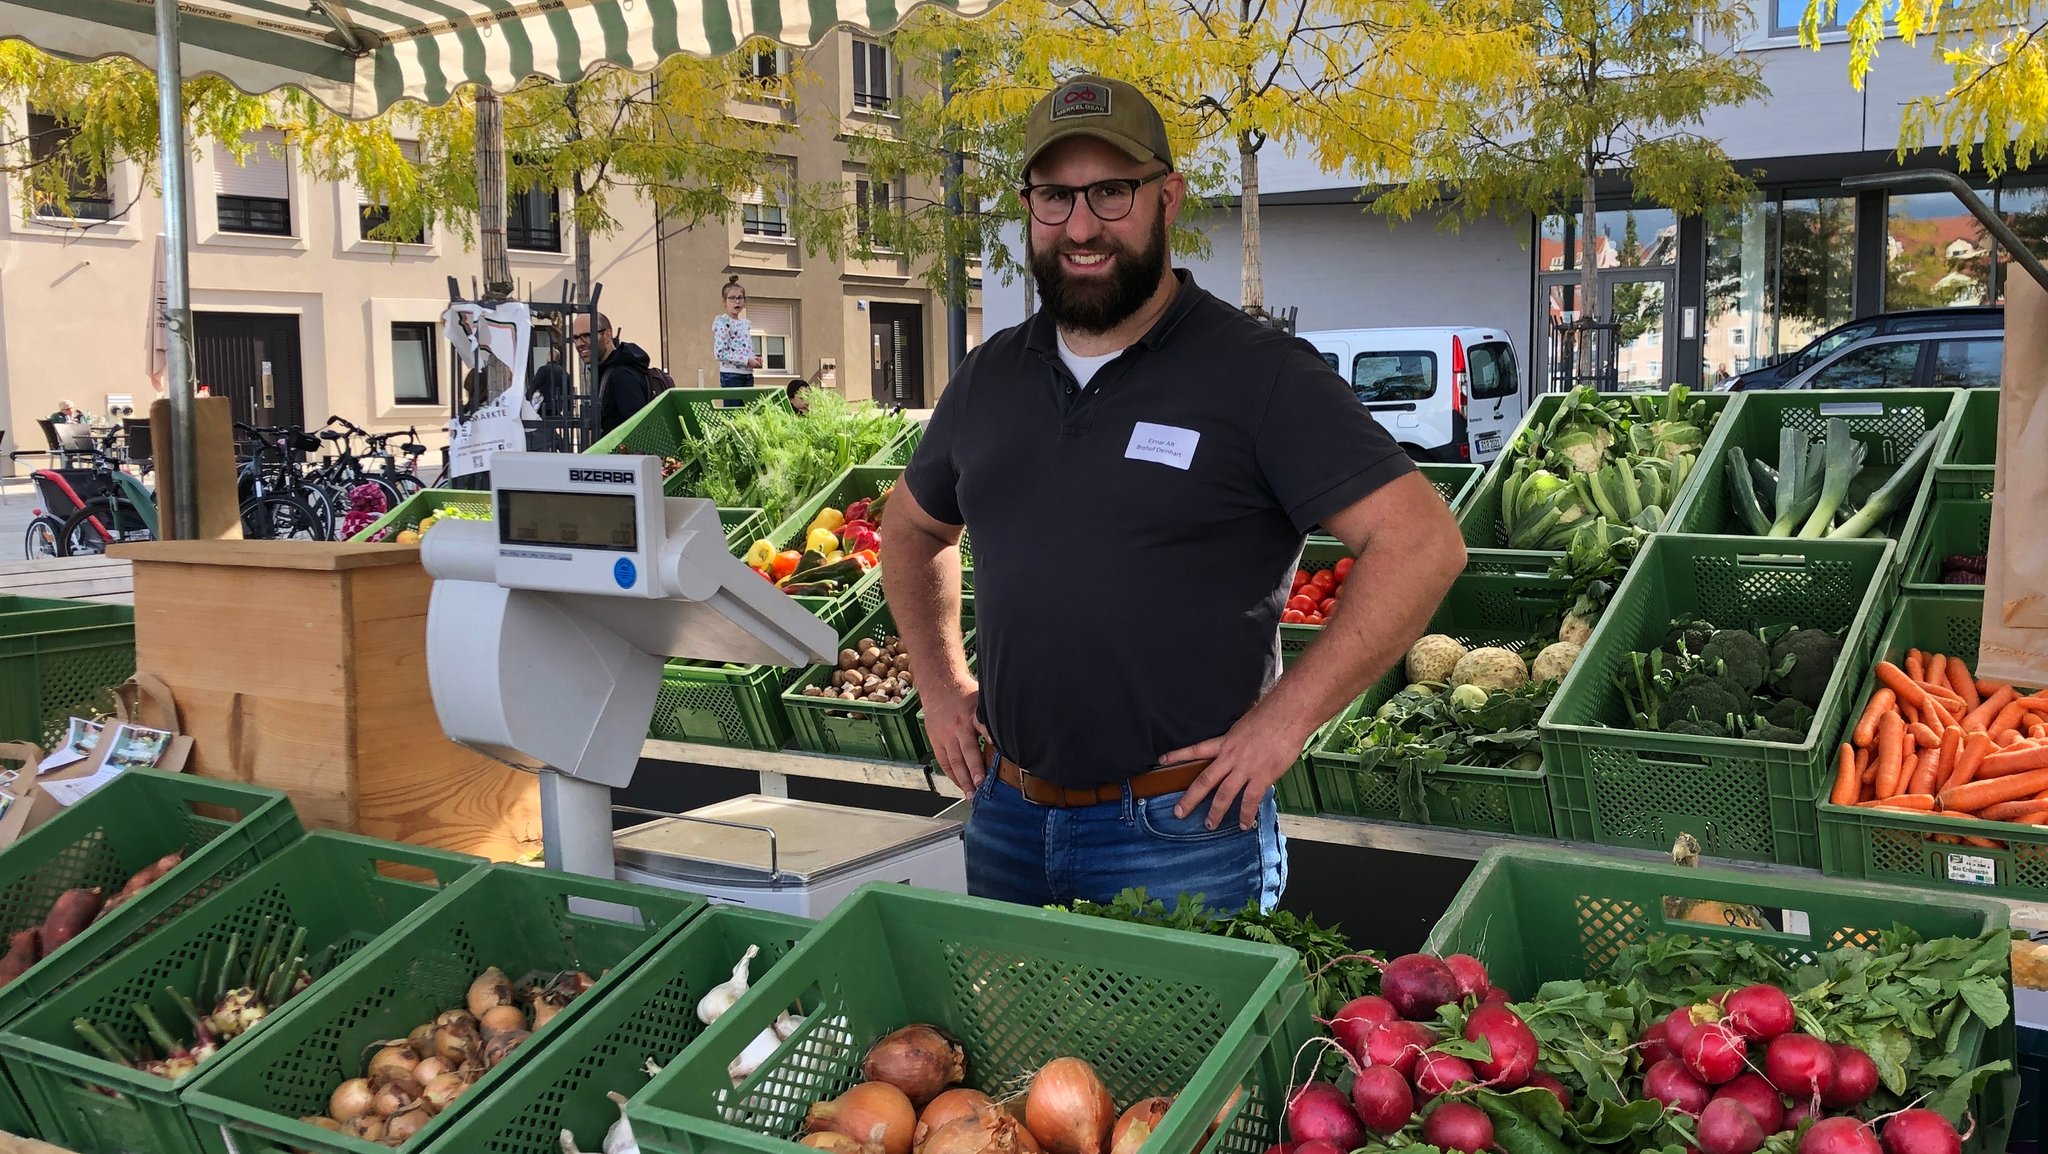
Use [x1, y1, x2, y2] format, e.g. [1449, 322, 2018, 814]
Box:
[1028, 211, 1169, 336]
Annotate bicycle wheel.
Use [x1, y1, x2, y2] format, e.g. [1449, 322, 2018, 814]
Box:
[23, 515, 61, 560]
[241, 493, 327, 541]
[298, 483, 340, 536]
[389, 470, 425, 499]
[59, 500, 152, 556]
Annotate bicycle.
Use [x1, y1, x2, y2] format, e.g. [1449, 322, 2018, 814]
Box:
[363, 426, 428, 500]
[308, 416, 404, 531]
[233, 422, 329, 541]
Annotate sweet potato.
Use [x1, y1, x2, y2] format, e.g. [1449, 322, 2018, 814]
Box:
[41, 887, 104, 952]
[99, 850, 184, 917]
[0, 928, 39, 987]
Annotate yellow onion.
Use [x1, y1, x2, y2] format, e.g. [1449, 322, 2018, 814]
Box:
[420, 1072, 469, 1114]
[1202, 1087, 1243, 1149]
[435, 1020, 482, 1066]
[299, 1116, 343, 1133]
[413, 1057, 453, 1085]
[920, 1102, 1042, 1154]
[480, 1004, 529, 1035]
[386, 1108, 433, 1143]
[368, 1044, 420, 1086]
[863, 1024, 968, 1108]
[371, 1080, 413, 1119]
[481, 1027, 531, 1068]
[407, 1023, 438, 1060]
[467, 966, 515, 1018]
[328, 1078, 375, 1124]
[918, 1088, 996, 1146]
[1108, 1098, 1171, 1154]
[803, 1134, 883, 1154]
[807, 1081, 918, 1154]
[1023, 1059, 1116, 1154]
[341, 1114, 386, 1143]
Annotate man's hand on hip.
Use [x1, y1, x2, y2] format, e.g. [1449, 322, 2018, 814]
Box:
[923, 677, 991, 796]
[1161, 712, 1305, 831]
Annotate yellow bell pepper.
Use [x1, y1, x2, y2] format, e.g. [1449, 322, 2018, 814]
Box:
[805, 525, 842, 553]
[809, 507, 846, 534]
[744, 539, 777, 569]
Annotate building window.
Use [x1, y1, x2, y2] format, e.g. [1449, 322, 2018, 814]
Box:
[852, 40, 893, 110]
[746, 302, 795, 375]
[508, 182, 561, 252]
[741, 161, 792, 238]
[1772, 0, 1901, 35]
[26, 108, 113, 221]
[1540, 207, 1679, 270]
[856, 177, 896, 248]
[392, 322, 439, 404]
[215, 130, 291, 235]
[360, 141, 426, 244]
[1703, 192, 1855, 375]
[1885, 189, 1994, 309]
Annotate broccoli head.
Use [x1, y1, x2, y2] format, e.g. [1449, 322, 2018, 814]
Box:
[1665, 675, 1745, 732]
[1665, 718, 1728, 738]
[1701, 629, 1769, 694]
[1764, 697, 1817, 734]
[1769, 628, 1844, 707]
[1749, 724, 1807, 744]
[1662, 620, 1717, 658]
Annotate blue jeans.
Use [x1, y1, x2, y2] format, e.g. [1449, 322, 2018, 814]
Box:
[964, 770, 1288, 914]
[719, 371, 753, 406]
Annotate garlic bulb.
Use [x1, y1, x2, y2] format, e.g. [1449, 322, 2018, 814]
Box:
[697, 945, 760, 1025]
[603, 1090, 640, 1154]
[772, 1010, 803, 1040]
[728, 1025, 783, 1084]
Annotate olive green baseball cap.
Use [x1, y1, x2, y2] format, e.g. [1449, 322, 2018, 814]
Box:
[1020, 75, 1174, 178]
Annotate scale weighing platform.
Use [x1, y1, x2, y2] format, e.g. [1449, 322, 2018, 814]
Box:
[615, 795, 964, 918]
[418, 452, 964, 896]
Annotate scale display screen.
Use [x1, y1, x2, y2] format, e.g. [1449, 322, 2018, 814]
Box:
[498, 489, 638, 552]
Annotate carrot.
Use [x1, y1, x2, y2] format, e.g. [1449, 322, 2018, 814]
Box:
[1963, 836, 2006, 849]
[1879, 661, 1933, 712]
[1950, 732, 1998, 790]
[2027, 712, 2048, 731]
[1910, 722, 1941, 749]
[2020, 811, 2048, 826]
[1998, 730, 2024, 748]
[1949, 656, 1980, 711]
[1875, 712, 1908, 799]
[1990, 699, 2035, 736]
[1854, 688, 1896, 748]
[1938, 724, 1963, 784]
[2033, 724, 2048, 741]
[1979, 742, 2048, 777]
[1924, 698, 1957, 730]
[1940, 766, 2048, 813]
[1979, 678, 2008, 697]
[1908, 746, 1942, 795]
[1831, 743, 1860, 805]
[1966, 686, 2017, 732]
[1933, 833, 1962, 844]
[1906, 650, 1926, 681]
[1921, 684, 1967, 713]
[1858, 744, 1874, 787]
[1861, 794, 1936, 811]
[1903, 701, 1921, 728]
[1979, 799, 2048, 822]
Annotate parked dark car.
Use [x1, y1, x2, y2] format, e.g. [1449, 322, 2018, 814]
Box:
[1721, 307, 2005, 391]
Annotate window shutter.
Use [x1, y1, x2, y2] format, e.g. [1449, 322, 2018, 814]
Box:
[875, 47, 891, 99]
[852, 42, 867, 94]
[967, 309, 983, 348]
[216, 130, 288, 199]
[748, 302, 794, 336]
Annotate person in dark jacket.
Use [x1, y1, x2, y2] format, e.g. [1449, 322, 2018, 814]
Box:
[571, 311, 653, 434]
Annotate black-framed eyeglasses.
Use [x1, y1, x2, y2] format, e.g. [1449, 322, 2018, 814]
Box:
[1018, 170, 1169, 226]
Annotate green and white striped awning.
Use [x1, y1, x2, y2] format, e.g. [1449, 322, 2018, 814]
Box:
[0, 0, 999, 117]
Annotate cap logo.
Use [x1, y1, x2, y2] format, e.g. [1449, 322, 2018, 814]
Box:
[1050, 83, 1111, 120]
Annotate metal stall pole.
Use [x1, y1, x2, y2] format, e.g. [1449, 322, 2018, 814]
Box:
[155, 0, 200, 538]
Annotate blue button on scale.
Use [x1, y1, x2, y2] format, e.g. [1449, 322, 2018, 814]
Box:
[614, 557, 637, 589]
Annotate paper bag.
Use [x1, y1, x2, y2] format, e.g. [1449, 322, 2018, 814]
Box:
[1979, 273, 2048, 685]
[0, 674, 192, 847]
[107, 672, 194, 774]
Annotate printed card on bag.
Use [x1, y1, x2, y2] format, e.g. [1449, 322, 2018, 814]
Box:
[1125, 422, 1200, 471]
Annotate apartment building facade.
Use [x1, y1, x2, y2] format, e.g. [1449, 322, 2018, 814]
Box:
[654, 32, 982, 410]
[979, 9, 2047, 399]
[0, 105, 665, 476]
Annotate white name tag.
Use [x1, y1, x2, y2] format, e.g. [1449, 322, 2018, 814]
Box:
[1125, 422, 1200, 470]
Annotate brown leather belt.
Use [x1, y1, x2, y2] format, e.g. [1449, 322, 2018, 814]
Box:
[994, 756, 1213, 808]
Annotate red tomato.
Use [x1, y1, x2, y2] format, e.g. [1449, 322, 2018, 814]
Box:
[1310, 569, 1339, 592]
[1281, 609, 1307, 624]
[1292, 569, 1311, 591]
[1287, 594, 1318, 613]
[1305, 612, 1326, 625]
[1334, 557, 1355, 580]
[1319, 598, 1339, 616]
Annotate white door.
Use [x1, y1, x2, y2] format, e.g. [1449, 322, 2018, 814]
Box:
[1462, 340, 1523, 463]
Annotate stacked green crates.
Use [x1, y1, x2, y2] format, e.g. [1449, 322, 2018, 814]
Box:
[625, 884, 1311, 1154]
[1934, 387, 1998, 500]
[0, 600, 135, 748]
[1418, 461, 1484, 513]
[783, 600, 972, 763]
[0, 833, 483, 1154]
[1307, 557, 1570, 835]
[0, 770, 302, 1138]
[1901, 498, 1992, 596]
[182, 865, 708, 1154]
[1540, 533, 1896, 866]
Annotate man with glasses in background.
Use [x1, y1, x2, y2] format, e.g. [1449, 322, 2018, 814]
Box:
[571, 311, 654, 436]
[883, 75, 1468, 913]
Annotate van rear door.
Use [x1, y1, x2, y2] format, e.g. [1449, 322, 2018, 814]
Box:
[1461, 337, 1522, 463]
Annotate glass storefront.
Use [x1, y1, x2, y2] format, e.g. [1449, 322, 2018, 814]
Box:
[1701, 193, 1856, 383]
[1885, 189, 1996, 309]
[1540, 208, 1679, 270]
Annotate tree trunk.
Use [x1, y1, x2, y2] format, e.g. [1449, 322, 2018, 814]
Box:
[475, 90, 512, 302]
[567, 85, 593, 307]
[1578, 162, 1600, 383]
[1240, 132, 1263, 314]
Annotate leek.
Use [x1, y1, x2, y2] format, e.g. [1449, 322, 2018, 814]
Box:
[1829, 427, 1943, 539]
[1768, 426, 1823, 537]
[1798, 419, 1867, 538]
[1726, 447, 1772, 535]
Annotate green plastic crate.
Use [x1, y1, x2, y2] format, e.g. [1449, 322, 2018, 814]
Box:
[425, 905, 811, 1154]
[180, 864, 710, 1154]
[352, 489, 766, 553]
[1901, 498, 1992, 597]
[649, 660, 797, 751]
[1279, 539, 1354, 663]
[1666, 388, 1961, 578]
[0, 770, 301, 1139]
[625, 883, 1311, 1154]
[1935, 388, 1999, 500]
[1816, 593, 2048, 901]
[1307, 559, 1570, 835]
[0, 595, 120, 635]
[586, 389, 786, 463]
[1540, 533, 1896, 866]
[869, 422, 924, 467]
[0, 610, 136, 748]
[0, 833, 483, 1154]
[1426, 845, 2015, 1153]
[1456, 390, 1731, 562]
[1418, 461, 1484, 512]
[784, 600, 974, 764]
[766, 465, 903, 558]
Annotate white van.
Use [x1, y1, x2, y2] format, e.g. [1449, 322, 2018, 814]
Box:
[1298, 327, 1525, 464]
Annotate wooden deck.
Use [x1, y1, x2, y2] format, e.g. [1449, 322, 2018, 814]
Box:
[0, 557, 134, 604]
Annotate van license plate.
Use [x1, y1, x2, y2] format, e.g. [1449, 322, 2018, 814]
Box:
[1476, 433, 1501, 454]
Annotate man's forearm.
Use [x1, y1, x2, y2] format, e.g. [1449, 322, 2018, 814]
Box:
[881, 528, 972, 690]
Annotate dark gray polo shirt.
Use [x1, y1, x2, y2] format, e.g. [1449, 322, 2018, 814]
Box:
[904, 271, 1413, 786]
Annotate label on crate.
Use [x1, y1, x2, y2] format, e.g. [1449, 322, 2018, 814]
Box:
[1819, 401, 1886, 418]
[1947, 852, 1997, 886]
